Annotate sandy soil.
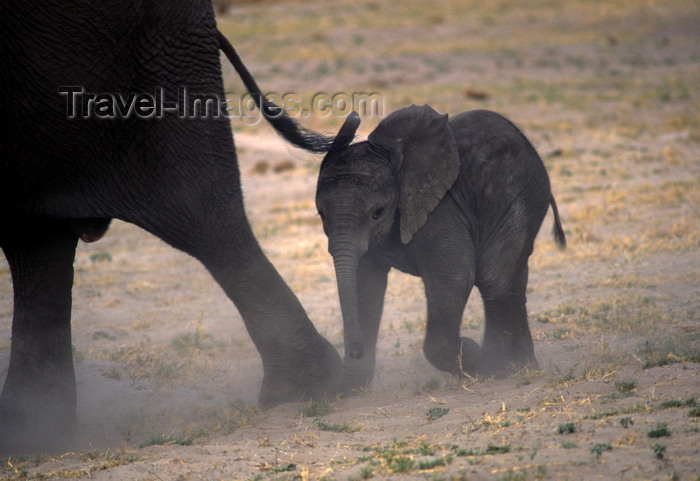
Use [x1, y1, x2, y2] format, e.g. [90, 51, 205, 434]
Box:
[2, 0, 699, 479]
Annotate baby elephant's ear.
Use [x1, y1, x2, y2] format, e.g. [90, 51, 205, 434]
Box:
[328, 112, 361, 152]
[368, 105, 459, 243]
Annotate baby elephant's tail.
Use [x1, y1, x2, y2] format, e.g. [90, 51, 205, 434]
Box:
[550, 196, 566, 249]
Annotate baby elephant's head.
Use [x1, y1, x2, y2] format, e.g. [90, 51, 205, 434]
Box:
[316, 105, 460, 361]
[316, 139, 398, 258]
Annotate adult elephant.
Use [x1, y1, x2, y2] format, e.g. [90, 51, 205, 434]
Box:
[0, 0, 341, 452]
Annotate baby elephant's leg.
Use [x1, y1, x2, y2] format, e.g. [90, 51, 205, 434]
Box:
[458, 336, 481, 376]
[340, 259, 390, 394]
[479, 263, 538, 376]
[422, 269, 478, 376]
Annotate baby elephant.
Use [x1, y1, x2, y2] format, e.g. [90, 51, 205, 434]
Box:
[315, 105, 566, 392]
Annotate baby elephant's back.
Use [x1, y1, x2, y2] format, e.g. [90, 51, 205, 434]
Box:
[448, 110, 553, 238]
[449, 109, 545, 174]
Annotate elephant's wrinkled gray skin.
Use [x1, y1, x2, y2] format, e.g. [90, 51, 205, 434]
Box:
[0, 0, 342, 453]
[315, 105, 566, 393]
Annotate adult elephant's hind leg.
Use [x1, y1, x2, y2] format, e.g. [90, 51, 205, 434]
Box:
[137, 201, 342, 408]
[207, 245, 342, 407]
[219, 241, 341, 407]
[0, 218, 79, 453]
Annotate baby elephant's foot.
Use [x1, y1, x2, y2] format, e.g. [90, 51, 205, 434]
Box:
[458, 337, 481, 377]
[478, 349, 539, 378]
[424, 337, 481, 377]
[339, 357, 375, 396]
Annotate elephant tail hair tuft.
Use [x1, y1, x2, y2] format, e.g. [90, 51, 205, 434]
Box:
[217, 30, 335, 153]
[550, 195, 566, 249]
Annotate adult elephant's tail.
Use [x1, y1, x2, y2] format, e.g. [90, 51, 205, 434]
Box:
[217, 31, 336, 153]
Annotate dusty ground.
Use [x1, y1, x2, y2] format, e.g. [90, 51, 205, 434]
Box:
[1, 0, 699, 479]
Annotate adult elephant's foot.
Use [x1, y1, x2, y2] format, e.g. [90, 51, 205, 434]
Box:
[0, 392, 76, 455]
[258, 334, 342, 408]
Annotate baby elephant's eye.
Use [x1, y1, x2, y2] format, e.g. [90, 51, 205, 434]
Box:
[372, 206, 385, 220]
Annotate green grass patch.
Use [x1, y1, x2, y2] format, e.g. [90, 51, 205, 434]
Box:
[484, 444, 511, 455]
[426, 407, 450, 421]
[90, 252, 112, 263]
[266, 463, 296, 473]
[417, 456, 450, 470]
[355, 439, 511, 477]
[637, 335, 700, 369]
[140, 434, 193, 448]
[299, 400, 331, 417]
[615, 380, 636, 393]
[558, 422, 576, 434]
[653, 444, 667, 459]
[315, 419, 362, 433]
[620, 417, 634, 428]
[661, 398, 695, 409]
[497, 471, 527, 481]
[170, 330, 213, 354]
[647, 423, 671, 438]
[454, 444, 511, 456]
[583, 403, 648, 420]
[591, 443, 612, 457]
[536, 295, 677, 344]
